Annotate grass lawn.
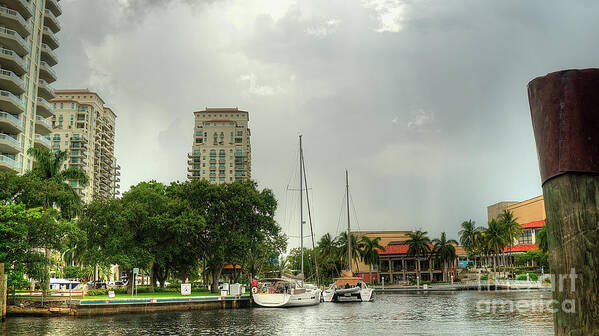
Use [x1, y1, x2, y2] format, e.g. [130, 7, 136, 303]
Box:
[85, 291, 222, 299]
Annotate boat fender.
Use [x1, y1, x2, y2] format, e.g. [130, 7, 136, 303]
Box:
[252, 287, 258, 294]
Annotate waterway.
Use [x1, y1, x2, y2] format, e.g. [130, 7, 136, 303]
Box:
[3, 291, 554, 335]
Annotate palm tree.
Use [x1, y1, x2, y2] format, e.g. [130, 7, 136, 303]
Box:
[458, 220, 483, 267]
[335, 232, 362, 272]
[498, 210, 521, 269]
[485, 219, 508, 277]
[359, 236, 385, 283]
[406, 230, 431, 287]
[26, 147, 89, 292]
[27, 147, 89, 192]
[432, 232, 458, 282]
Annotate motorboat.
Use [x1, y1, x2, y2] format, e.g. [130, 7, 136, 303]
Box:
[323, 270, 374, 302]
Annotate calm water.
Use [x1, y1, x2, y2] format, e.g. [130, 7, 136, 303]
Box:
[2, 291, 554, 335]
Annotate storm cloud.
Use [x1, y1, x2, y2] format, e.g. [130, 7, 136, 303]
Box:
[54, 0, 599, 245]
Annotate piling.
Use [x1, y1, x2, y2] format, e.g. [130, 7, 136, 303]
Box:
[528, 68, 599, 335]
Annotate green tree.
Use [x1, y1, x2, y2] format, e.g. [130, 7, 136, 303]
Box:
[406, 230, 431, 286]
[498, 210, 521, 269]
[335, 232, 362, 272]
[359, 236, 385, 284]
[484, 219, 508, 277]
[432, 232, 458, 282]
[458, 220, 483, 263]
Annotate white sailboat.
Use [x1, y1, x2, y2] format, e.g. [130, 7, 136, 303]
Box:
[323, 171, 375, 302]
[252, 135, 322, 308]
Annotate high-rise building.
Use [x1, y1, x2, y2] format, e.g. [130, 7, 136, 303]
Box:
[187, 107, 251, 183]
[0, 0, 61, 173]
[50, 89, 120, 202]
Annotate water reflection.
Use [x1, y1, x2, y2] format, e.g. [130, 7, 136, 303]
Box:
[5, 291, 553, 335]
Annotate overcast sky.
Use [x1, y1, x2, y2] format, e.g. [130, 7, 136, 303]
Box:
[54, 0, 599, 246]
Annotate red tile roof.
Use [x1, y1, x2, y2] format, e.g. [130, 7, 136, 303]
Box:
[521, 220, 545, 229]
[377, 244, 434, 256]
[505, 244, 539, 253]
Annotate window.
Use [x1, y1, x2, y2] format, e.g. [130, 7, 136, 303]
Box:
[237, 131, 243, 136]
[519, 230, 533, 245]
[193, 150, 201, 155]
[219, 177, 225, 182]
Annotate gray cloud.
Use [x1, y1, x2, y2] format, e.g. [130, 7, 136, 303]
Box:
[54, 0, 599, 245]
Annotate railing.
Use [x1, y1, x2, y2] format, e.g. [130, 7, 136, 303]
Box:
[0, 68, 24, 87]
[0, 6, 29, 29]
[10, 289, 85, 299]
[0, 111, 21, 128]
[41, 43, 57, 59]
[36, 115, 52, 129]
[0, 90, 23, 108]
[0, 47, 25, 68]
[35, 134, 51, 147]
[44, 10, 61, 30]
[39, 61, 57, 78]
[38, 78, 55, 96]
[0, 26, 26, 48]
[0, 133, 20, 147]
[0, 154, 18, 168]
[45, 0, 62, 16]
[37, 97, 52, 110]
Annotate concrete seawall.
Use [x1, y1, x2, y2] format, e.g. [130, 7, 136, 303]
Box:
[8, 295, 251, 317]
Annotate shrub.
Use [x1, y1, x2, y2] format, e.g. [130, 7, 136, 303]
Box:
[516, 272, 539, 281]
[480, 275, 489, 280]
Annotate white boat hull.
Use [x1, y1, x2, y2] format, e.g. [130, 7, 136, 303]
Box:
[323, 287, 374, 302]
[253, 289, 322, 307]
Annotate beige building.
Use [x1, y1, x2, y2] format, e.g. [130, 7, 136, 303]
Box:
[488, 195, 546, 250]
[50, 89, 120, 202]
[187, 107, 251, 183]
[0, 0, 61, 173]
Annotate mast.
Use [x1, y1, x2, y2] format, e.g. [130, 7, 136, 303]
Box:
[299, 135, 304, 275]
[302, 152, 320, 286]
[346, 170, 351, 271]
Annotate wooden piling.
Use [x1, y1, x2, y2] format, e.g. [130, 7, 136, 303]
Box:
[528, 68, 599, 335]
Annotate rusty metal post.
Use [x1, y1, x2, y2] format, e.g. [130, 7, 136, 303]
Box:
[528, 68, 599, 335]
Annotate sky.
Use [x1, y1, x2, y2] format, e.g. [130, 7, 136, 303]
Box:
[54, 0, 599, 247]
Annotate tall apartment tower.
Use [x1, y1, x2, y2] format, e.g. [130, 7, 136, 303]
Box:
[187, 108, 251, 183]
[50, 89, 120, 202]
[0, 0, 61, 173]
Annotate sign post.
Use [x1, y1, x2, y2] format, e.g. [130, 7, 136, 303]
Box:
[132, 268, 139, 297]
[181, 283, 191, 296]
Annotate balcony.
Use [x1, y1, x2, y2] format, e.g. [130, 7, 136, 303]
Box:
[36, 97, 53, 118]
[0, 26, 27, 56]
[0, 6, 30, 38]
[0, 154, 18, 172]
[0, 111, 21, 133]
[43, 9, 60, 33]
[34, 134, 50, 149]
[0, 90, 23, 114]
[0, 68, 24, 95]
[187, 166, 201, 172]
[40, 43, 58, 66]
[45, 0, 61, 17]
[37, 79, 54, 101]
[0, 133, 20, 154]
[187, 152, 200, 159]
[42, 27, 59, 50]
[35, 115, 52, 134]
[39, 61, 57, 83]
[0, 47, 26, 75]
[4, 0, 33, 19]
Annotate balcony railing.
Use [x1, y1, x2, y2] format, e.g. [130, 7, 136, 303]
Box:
[35, 134, 50, 147]
[0, 111, 21, 128]
[36, 115, 52, 129]
[0, 154, 18, 169]
[0, 26, 27, 52]
[40, 61, 57, 78]
[38, 78, 55, 96]
[0, 68, 24, 87]
[0, 47, 25, 69]
[37, 97, 52, 110]
[0, 90, 23, 108]
[41, 43, 58, 63]
[44, 9, 61, 31]
[0, 6, 30, 32]
[0, 133, 20, 147]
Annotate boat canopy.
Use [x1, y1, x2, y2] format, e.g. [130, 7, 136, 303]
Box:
[333, 270, 363, 287]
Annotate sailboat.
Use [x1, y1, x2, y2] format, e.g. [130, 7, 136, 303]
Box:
[252, 135, 322, 307]
[322, 171, 375, 302]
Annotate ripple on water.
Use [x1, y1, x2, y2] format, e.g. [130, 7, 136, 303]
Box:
[4, 291, 554, 336]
